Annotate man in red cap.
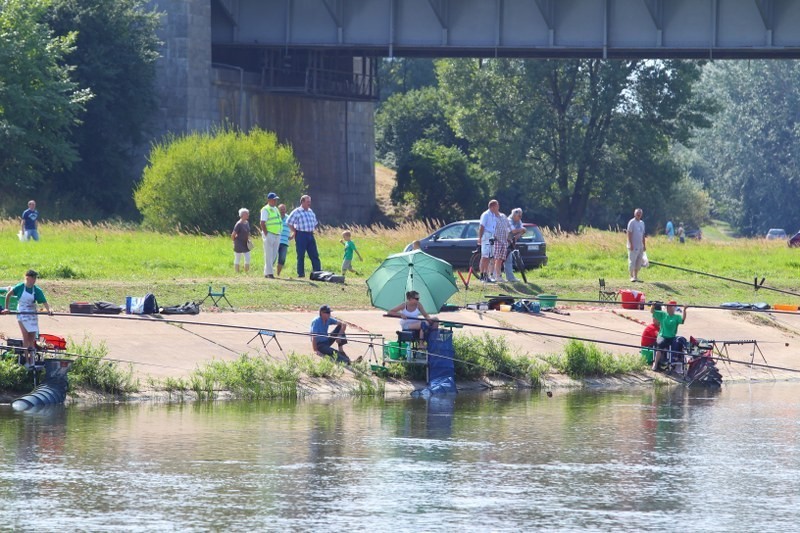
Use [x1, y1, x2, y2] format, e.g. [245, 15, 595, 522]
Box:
[650, 300, 688, 372]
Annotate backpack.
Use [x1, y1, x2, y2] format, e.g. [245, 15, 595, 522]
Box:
[142, 293, 159, 314]
[160, 301, 200, 315]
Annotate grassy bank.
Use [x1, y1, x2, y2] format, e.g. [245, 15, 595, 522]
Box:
[1, 219, 798, 311]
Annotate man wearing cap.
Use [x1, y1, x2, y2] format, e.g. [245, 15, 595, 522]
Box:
[310, 305, 350, 364]
[1, 269, 52, 368]
[287, 195, 322, 278]
[260, 192, 282, 278]
[650, 300, 688, 372]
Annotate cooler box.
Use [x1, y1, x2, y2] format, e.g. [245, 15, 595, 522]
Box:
[0, 287, 18, 311]
[620, 289, 645, 310]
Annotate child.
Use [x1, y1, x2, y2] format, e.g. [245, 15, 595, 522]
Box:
[340, 230, 362, 275]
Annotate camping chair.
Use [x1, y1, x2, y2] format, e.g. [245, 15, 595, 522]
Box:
[247, 329, 284, 357]
[598, 279, 618, 302]
[200, 285, 233, 310]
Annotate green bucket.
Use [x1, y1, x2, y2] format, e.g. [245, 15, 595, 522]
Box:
[537, 294, 557, 309]
[383, 341, 409, 361]
[640, 348, 654, 364]
[0, 288, 18, 311]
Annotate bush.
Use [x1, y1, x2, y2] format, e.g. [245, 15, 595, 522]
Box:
[0, 358, 30, 391]
[135, 127, 305, 233]
[548, 340, 646, 378]
[67, 338, 139, 395]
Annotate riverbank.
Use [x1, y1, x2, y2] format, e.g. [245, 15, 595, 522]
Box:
[2, 305, 798, 403]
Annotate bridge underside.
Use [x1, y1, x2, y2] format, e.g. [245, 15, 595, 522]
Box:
[213, 0, 800, 61]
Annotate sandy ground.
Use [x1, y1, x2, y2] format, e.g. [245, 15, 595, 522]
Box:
[5, 305, 800, 387]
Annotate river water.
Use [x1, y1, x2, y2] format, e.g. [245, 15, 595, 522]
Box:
[1, 382, 799, 532]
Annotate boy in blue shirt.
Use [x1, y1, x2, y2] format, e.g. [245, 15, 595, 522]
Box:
[21, 200, 39, 241]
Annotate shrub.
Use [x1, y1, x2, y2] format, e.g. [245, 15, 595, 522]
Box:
[548, 340, 646, 378]
[67, 338, 139, 395]
[135, 127, 305, 233]
[0, 358, 30, 391]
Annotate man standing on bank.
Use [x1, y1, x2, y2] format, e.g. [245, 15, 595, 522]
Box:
[21, 200, 40, 241]
[627, 208, 646, 283]
[287, 195, 322, 278]
[477, 199, 500, 282]
[260, 192, 282, 278]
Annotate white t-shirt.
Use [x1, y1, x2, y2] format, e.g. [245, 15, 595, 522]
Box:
[480, 209, 498, 235]
[627, 218, 645, 250]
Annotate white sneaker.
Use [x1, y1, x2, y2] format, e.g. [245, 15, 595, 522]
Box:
[630, 277, 636, 282]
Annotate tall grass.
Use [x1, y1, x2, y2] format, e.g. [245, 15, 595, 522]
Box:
[545, 339, 646, 378]
[67, 338, 139, 395]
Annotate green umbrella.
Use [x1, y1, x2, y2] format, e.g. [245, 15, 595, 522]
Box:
[366, 250, 458, 312]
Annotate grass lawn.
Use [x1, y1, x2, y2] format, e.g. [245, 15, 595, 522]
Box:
[1, 219, 798, 311]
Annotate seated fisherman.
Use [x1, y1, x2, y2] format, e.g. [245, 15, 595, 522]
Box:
[650, 300, 688, 372]
[310, 304, 350, 364]
[387, 290, 435, 340]
[641, 313, 660, 349]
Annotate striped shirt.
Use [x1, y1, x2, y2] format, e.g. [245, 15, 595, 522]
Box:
[279, 215, 291, 245]
[287, 207, 319, 232]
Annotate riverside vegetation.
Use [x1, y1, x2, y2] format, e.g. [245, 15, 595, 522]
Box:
[1, 218, 797, 399]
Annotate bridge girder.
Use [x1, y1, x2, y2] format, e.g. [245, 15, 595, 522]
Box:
[211, 0, 800, 58]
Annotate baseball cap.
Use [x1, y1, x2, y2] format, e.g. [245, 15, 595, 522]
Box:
[319, 304, 332, 313]
[267, 192, 279, 200]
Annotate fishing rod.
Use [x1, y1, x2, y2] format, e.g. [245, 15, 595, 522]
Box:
[482, 295, 800, 315]
[648, 260, 800, 298]
[0, 343, 187, 370]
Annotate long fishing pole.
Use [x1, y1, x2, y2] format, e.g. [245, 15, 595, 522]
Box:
[483, 295, 800, 315]
[648, 260, 800, 298]
[0, 343, 187, 370]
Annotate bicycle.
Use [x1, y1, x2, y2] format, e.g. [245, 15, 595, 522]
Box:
[468, 241, 527, 284]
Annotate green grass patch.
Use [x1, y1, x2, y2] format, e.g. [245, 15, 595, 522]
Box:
[0, 358, 31, 392]
[545, 339, 646, 378]
[67, 338, 139, 395]
[453, 333, 551, 386]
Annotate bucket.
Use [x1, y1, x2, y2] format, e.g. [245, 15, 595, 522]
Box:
[620, 289, 645, 310]
[384, 341, 410, 361]
[537, 294, 557, 309]
[0, 288, 18, 311]
[640, 348, 654, 364]
[499, 304, 512, 312]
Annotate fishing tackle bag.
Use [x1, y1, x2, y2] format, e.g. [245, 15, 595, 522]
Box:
[159, 302, 200, 315]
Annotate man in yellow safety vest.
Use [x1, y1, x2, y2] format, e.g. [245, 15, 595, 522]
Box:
[260, 192, 282, 278]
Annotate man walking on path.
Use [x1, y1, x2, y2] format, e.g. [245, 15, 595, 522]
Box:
[627, 208, 646, 282]
[287, 195, 321, 278]
[477, 199, 500, 282]
[21, 200, 40, 241]
[260, 192, 282, 278]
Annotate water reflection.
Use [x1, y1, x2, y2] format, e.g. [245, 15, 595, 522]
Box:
[0, 383, 799, 531]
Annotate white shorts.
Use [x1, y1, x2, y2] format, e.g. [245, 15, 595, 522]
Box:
[481, 231, 495, 258]
[234, 251, 251, 266]
[628, 248, 643, 271]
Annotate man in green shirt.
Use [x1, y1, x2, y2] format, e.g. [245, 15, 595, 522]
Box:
[651, 300, 688, 372]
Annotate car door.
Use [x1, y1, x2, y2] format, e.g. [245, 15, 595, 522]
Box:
[424, 222, 467, 265]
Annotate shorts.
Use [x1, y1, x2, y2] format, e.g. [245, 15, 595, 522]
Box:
[234, 251, 251, 266]
[276, 243, 288, 266]
[481, 231, 495, 258]
[493, 240, 508, 261]
[628, 248, 644, 271]
[342, 259, 353, 272]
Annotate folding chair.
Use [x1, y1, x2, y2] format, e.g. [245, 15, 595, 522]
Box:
[200, 285, 234, 310]
[598, 279, 618, 302]
[247, 329, 284, 356]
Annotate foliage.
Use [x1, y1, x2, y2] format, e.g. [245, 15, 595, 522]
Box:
[0, 0, 91, 200]
[691, 61, 800, 236]
[394, 140, 487, 220]
[436, 59, 717, 231]
[0, 358, 30, 391]
[660, 175, 712, 231]
[375, 86, 460, 168]
[378, 57, 437, 102]
[546, 340, 646, 378]
[42, 0, 162, 219]
[67, 338, 139, 394]
[135, 127, 305, 233]
[453, 333, 536, 382]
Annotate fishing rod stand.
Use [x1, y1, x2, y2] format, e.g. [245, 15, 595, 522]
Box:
[362, 333, 383, 364]
[712, 339, 773, 379]
[247, 329, 284, 358]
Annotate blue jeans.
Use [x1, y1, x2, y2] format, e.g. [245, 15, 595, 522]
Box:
[24, 229, 39, 241]
[295, 231, 321, 277]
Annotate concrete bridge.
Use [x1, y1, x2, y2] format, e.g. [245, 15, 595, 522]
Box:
[153, 0, 800, 223]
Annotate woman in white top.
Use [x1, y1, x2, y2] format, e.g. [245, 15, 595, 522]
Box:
[388, 290, 433, 332]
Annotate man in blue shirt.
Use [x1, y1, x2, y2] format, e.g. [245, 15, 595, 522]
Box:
[310, 305, 350, 363]
[287, 195, 322, 278]
[21, 200, 39, 241]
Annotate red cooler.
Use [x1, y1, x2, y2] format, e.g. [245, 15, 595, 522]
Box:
[620, 289, 645, 310]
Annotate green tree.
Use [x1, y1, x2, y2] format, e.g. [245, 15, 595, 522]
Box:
[692, 61, 800, 236]
[393, 139, 486, 220]
[378, 58, 437, 102]
[0, 0, 91, 200]
[43, 0, 161, 219]
[437, 59, 715, 231]
[375, 86, 460, 168]
[135, 127, 304, 234]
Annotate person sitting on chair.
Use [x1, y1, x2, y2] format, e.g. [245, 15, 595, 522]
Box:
[310, 305, 350, 364]
[387, 291, 435, 342]
[650, 300, 688, 372]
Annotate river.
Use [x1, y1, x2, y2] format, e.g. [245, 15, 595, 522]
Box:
[1, 382, 799, 531]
